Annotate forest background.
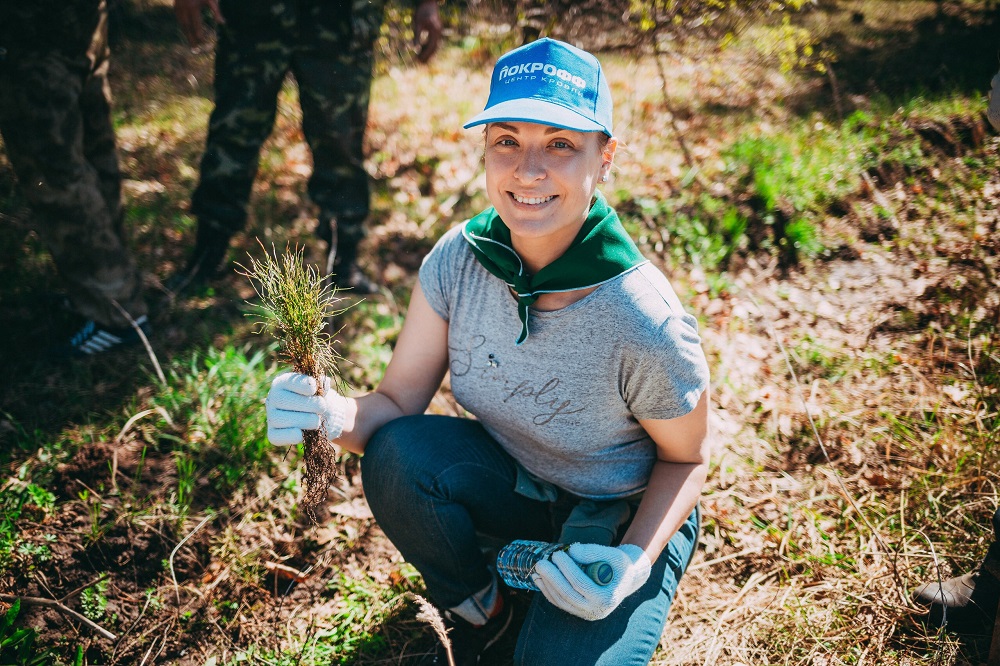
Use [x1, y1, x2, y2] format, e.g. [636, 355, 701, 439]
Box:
[1, 0, 998, 664]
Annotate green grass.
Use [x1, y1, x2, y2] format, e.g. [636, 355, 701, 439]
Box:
[337, 300, 406, 390]
[151, 344, 276, 497]
[617, 104, 956, 269]
[214, 566, 424, 666]
[0, 483, 55, 578]
[2, 2, 1000, 664]
[0, 600, 58, 666]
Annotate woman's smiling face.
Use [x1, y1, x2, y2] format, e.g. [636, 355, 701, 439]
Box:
[484, 121, 616, 271]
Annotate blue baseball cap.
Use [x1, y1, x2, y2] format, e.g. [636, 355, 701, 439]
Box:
[464, 38, 613, 136]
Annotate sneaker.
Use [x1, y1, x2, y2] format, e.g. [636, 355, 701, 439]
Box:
[57, 315, 152, 357]
[913, 511, 1000, 634]
[419, 596, 515, 665]
[913, 553, 1000, 634]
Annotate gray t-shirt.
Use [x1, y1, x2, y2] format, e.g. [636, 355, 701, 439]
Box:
[419, 224, 710, 500]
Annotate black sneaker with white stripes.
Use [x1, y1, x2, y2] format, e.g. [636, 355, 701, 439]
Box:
[418, 595, 515, 665]
[58, 315, 152, 357]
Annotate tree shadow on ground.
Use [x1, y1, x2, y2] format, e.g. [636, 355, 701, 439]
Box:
[787, 1, 999, 117]
[108, 0, 187, 49]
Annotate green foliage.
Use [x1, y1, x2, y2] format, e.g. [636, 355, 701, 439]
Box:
[0, 600, 56, 666]
[217, 568, 420, 666]
[621, 194, 741, 269]
[0, 483, 55, 577]
[80, 578, 112, 624]
[240, 244, 350, 383]
[152, 344, 275, 498]
[718, 115, 910, 260]
[726, 132, 843, 224]
[750, 14, 825, 73]
[620, 110, 933, 269]
[789, 334, 851, 382]
[310, 567, 421, 664]
[174, 452, 196, 515]
[463, 0, 818, 78]
[629, 0, 810, 36]
[340, 301, 406, 390]
[629, 0, 822, 75]
[76, 489, 107, 543]
[317, 572, 394, 662]
[16, 539, 54, 565]
[843, 109, 926, 177]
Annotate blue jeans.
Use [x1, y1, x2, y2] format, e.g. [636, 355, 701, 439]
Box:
[361, 415, 700, 666]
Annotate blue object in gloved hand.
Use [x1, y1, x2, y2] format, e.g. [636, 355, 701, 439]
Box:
[533, 543, 651, 621]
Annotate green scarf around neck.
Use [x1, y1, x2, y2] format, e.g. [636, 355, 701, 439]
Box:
[462, 190, 647, 345]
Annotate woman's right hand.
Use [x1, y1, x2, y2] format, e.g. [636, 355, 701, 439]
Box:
[265, 372, 347, 446]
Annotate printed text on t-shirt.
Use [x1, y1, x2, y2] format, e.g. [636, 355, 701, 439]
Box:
[449, 335, 585, 426]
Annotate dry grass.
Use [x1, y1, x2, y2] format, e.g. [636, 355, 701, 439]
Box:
[0, 1, 998, 665]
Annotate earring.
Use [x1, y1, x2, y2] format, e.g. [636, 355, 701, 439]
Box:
[601, 173, 609, 182]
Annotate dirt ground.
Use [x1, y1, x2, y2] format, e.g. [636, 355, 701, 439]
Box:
[2, 1, 999, 664]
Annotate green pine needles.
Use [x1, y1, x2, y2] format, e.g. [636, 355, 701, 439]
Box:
[240, 243, 350, 521]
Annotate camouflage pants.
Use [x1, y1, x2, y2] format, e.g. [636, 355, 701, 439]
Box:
[192, 0, 386, 247]
[0, 1, 146, 327]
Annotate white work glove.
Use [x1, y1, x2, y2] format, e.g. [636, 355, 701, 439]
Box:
[989, 69, 1000, 132]
[265, 372, 347, 446]
[533, 543, 652, 621]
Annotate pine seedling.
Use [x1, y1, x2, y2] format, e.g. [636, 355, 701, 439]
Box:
[239, 243, 350, 522]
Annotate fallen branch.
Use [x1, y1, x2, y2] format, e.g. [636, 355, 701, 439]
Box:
[58, 572, 111, 604]
[0, 593, 117, 641]
[111, 299, 165, 386]
[169, 512, 215, 605]
[263, 560, 310, 583]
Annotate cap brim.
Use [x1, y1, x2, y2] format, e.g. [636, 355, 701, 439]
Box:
[463, 99, 609, 134]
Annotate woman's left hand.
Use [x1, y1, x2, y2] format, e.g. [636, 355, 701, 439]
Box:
[533, 543, 651, 621]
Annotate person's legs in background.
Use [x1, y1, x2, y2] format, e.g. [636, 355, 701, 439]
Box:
[913, 506, 1000, 636]
[81, 11, 125, 235]
[293, 0, 385, 294]
[172, 0, 294, 288]
[0, 1, 149, 355]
